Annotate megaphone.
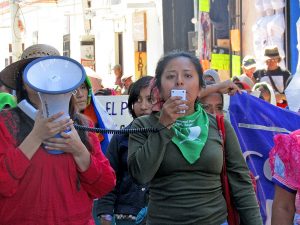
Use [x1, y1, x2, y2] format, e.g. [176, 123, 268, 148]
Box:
[23, 56, 86, 154]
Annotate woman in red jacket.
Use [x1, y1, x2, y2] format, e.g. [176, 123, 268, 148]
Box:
[0, 44, 116, 225]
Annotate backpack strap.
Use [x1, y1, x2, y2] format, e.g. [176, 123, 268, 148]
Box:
[216, 114, 240, 225]
[216, 114, 227, 177]
[216, 114, 225, 144]
[267, 73, 282, 94]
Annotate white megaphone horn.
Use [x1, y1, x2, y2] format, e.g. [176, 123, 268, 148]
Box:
[23, 56, 86, 154]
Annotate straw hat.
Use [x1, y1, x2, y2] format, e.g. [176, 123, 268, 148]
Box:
[0, 44, 60, 89]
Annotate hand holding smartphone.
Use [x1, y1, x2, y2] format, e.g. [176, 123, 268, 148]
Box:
[171, 89, 186, 113]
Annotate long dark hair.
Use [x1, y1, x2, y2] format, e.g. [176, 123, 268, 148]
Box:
[128, 76, 153, 119]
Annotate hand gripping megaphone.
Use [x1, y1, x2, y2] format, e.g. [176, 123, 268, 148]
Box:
[23, 56, 86, 154]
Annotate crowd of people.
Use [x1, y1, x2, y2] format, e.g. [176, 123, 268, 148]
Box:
[0, 43, 298, 225]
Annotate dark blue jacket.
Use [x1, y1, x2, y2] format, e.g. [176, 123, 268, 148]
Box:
[95, 124, 148, 216]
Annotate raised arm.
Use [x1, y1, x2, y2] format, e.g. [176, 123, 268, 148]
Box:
[199, 80, 241, 98]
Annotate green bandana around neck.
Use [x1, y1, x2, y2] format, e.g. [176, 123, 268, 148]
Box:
[171, 103, 209, 164]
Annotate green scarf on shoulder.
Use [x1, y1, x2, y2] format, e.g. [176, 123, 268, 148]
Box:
[171, 103, 209, 164]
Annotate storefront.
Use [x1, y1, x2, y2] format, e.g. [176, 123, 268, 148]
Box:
[197, 0, 294, 79]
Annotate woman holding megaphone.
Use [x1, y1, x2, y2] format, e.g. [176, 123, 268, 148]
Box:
[0, 44, 116, 225]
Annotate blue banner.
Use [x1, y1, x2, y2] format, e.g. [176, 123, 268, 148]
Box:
[229, 93, 300, 224]
[289, 1, 300, 75]
[91, 94, 118, 154]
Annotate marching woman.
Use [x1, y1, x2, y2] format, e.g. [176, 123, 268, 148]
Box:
[127, 51, 262, 225]
[0, 44, 116, 225]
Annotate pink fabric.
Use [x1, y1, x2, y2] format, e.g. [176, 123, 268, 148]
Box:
[269, 129, 300, 189]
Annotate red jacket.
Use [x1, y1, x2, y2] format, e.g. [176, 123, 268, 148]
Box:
[0, 110, 116, 225]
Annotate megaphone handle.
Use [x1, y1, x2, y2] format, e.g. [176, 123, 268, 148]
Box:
[44, 128, 71, 155]
[18, 100, 37, 120]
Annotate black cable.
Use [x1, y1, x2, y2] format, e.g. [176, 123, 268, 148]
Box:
[74, 124, 162, 134]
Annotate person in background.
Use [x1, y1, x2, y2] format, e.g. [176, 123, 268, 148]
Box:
[240, 55, 257, 85]
[252, 82, 276, 105]
[96, 76, 153, 225]
[72, 76, 117, 154]
[203, 69, 221, 83]
[0, 44, 116, 225]
[232, 75, 254, 90]
[200, 80, 224, 116]
[95, 88, 117, 96]
[254, 46, 291, 108]
[113, 64, 123, 94]
[127, 51, 262, 225]
[0, 79, 12, 94]
[121, 74, 134, 95]
[269, 130, 300, 225]
[232, 78, 252, 92]
[0, 92, 17, 110]
[84, 66, 104, 94]
[72, 76, 118, 225]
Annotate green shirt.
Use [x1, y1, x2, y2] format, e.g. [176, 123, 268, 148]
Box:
[128, 112, 262, 225]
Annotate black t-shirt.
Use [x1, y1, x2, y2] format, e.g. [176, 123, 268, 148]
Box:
[254, 67, 292, 94]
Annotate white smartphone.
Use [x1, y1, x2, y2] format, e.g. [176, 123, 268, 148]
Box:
[171, 89, 186, 113]
[171, 89, 186, 100]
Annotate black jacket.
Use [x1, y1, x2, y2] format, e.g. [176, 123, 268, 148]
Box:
[95, 124, 148, 217]
[253, 67, 292, 94]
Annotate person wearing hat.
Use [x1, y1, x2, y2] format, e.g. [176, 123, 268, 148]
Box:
[252, 82, 277, 106]
[0, 44, 116, 225]
[113, 64, 123, 94]
[203, 69, 221, 84]
[232, 79, 252, 91]
[232, 75, 255, 89]
[253, 46, 291, 108]
[121, 74, 134, 95]
[240, 55, 257, 85]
